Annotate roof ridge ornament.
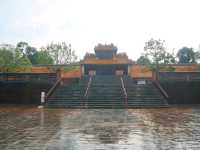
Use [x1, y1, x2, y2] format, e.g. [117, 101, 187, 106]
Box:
[94, 43, 118, 52]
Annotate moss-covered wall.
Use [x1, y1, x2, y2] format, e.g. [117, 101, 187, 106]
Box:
[0, 81, 53, 104]
[0, 73, 56, 104]
[160, 81, 200, 104]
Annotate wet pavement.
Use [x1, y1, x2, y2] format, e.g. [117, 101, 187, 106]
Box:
[0, 106, 200, 150]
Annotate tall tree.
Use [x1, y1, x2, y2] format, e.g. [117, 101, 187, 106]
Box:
[16, 41, 29, 54]
[31, 50, 54, 65]
[42, 42, 78, 64]
[25, 46, 37, 63]
[143, 38, 175, 80]
[136, 56, 151, 65]
[177, 47, 195, 63]
[194, 51, 200, 63]
[0, 48, 14, 72]
[0, 47, 31, 72]
[16, 41, 37, 64]
[0, 48, 14, 65]
[14, 48, 32, 66]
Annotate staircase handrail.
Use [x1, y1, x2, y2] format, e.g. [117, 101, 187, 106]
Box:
[153, 80, 169, 99]
[45, 79, 61, 101]
[120, 77, 128, 107]
[84, 76, 92, 99]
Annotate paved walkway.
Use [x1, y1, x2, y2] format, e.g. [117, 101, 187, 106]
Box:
[0, 106, 200, 149]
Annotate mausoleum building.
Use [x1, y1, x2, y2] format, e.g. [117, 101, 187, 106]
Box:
[80, 44, 134, 76]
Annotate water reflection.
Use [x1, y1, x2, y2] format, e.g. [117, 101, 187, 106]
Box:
[0, 106, 200, 149]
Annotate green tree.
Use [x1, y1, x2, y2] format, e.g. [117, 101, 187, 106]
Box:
[25, 46, 37, 63]
[0, 48, 14, 72]
[143, 38, 175, 80]
[31, 50, 54, 65]
[136, 56, 151, 65]
[16, 41, 37, 64]
[14, 48, 32, 66]
[177, 47, 195, 63]
[163, 52, 176, 64]
[195, 51, 200, 63]
[0, 48, 14, 65]
[42, 42, 78, 64]
[16, 41, 28, 53]
[0, 47, 31, 72]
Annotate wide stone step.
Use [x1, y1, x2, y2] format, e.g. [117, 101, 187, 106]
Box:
[47, 101, 82, 104]
[87, 98, 124, 101]
[127, 103, 166, 106]
[127, 99, 164, 103]
[48, 99, 82, 101]
[88, 94, 123, 96]
[127, 95, 163, 99]
[51, 94, 81, 97]
[46, 76, 168, 108]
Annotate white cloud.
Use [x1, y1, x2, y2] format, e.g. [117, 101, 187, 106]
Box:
[1, 0, 200, 60]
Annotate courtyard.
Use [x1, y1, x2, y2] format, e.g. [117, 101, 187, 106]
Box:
[0, 106, 200, 150]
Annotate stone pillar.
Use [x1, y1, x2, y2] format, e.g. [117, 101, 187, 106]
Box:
[56, 68, 62, 80]
[128, 65, 131, 76]
[81, 64, 85, 76]
[41, 91, 45, 105]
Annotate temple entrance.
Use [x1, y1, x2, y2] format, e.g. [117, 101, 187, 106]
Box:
[80, 44, 133, 76]
[84, 64, 128, 76]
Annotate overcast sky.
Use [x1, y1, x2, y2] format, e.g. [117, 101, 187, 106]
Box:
[0, 0, 200, 60]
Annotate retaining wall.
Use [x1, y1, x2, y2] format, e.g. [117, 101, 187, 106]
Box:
[160, 80, 200, 104]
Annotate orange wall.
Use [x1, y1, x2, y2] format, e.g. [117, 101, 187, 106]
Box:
[130, 64, 199, 79]
[30, 64, 199, 79]
[170, 65, 198, 72]
[31, 67, 50, 73]
[61, 69, 81, 79]
[130, 65, 153, 79]
[81, 58, 132, 64]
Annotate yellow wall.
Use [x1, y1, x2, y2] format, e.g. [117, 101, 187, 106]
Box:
[2, 64, 198, 79]
[80, 58, 132, 65]
[130, 65, 153, 79]
[61, 69, 81, 79]
[167, 65, 198, 72]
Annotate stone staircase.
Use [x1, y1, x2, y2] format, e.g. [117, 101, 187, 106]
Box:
[46, 77, 89, 108]
[85, 75, 125, 108]
[122, 76, 168, 107]
[46, 75, 168, 108]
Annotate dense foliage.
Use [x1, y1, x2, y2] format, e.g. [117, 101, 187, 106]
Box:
[0, 41, 78, 72]
[138, 39, 200, 66]
[177, 47, 196, 63]
[1, 39, 200, 73]
[136, 56, 151, 65]
[137, 38, 200, 79]
[140, 38, 176, 79]
[41, 42, 77, 64]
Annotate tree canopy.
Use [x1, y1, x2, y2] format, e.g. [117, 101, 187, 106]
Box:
[16, 42, 38, 64]
[42, 42, 78, 64]
[0, 48, 14, 66]
[136, 56, 151, 65]
[142, 38, 176, 80]
[177, 47, 196, 63]
[0, 41, 78, 72]
[14, 48, 32, 66]
[31, 51, 54, 65]
[144, 38, 175, 65]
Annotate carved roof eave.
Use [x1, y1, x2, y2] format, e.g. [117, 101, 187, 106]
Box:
[80, 59, 134, 65]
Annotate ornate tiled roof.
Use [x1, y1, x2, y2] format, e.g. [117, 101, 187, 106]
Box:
[94, 43, 118, 52]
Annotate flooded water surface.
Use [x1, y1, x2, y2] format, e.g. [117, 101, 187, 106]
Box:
[0, 106, 200, 150]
